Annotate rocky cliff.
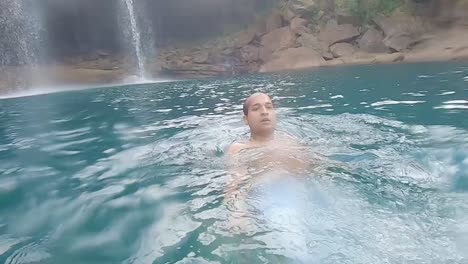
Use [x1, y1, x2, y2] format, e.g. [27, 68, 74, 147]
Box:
[159, 0, 468, 77]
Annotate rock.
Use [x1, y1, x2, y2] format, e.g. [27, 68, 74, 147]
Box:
[319, 20, 360, 47]
[221, 48, 235, 56]
[373, 52, 405, 63]
[266, 10, 283, 32]
[182, 56, 192, 63]
[336, 8, 360, 26]
[374, 14, 426, 38]
[297, 32, 322, 52]
[322, 51, 334, 60]
[234, 29, 257, 48]
[384, 34, 415, 52]
[259, 27, 296, 62]
[290, 17, 309, 35]
[240, 45, 260, 62]
[193, 51, 209, 64]
[283, 7, 297, 22]
[373, 14, 427, 51]
[358, 28, 388, 53]
[253, 18, 267, 37]
[330, 43, 356, 58]
[451, 0, 468, 26]
[260, 47, 325, 72]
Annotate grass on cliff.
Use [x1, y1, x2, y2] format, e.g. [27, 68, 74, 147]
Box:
[337, 0, 405, 23]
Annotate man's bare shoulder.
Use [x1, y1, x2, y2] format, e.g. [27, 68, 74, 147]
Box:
[226, 142, 250, 157]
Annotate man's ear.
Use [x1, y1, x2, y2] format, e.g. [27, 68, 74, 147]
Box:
[243, 115, 248, 125]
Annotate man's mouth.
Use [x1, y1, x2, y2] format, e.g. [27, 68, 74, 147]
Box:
[261, 118, 271, 123]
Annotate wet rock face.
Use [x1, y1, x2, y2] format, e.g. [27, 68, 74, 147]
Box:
[330, 43, 355, 58]
[260, 47, 325, 72]
[319, 20, 360, 47]
[259, 27, 297, 62]
[358, 28, 389, 53]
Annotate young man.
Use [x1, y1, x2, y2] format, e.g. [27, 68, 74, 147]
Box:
[224, 92, 312, 235]
[226, 92, 308, 173]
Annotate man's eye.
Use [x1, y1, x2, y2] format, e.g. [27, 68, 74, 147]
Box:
[266, 105, 273, 109]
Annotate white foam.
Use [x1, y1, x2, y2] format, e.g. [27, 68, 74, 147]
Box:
[371, 100, 425, 107]
[434, 105, 468, 110]
[298, 104, 333, 109]
[439, 91, 456, 95]
[418, 75, 434, 79]
[403, 92, 426, 97]
[193, 108, 209, 112]
[444, 100, 468, 104]
[330, 95, 344, 99]
[155, 109, 173, 113]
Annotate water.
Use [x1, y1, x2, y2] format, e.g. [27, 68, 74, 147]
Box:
[0, 62, 467, 263]
[0, 0, 43, 65]
[120, 0, 147, 79]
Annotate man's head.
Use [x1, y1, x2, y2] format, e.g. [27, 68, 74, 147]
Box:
[243, 93, 277, 136]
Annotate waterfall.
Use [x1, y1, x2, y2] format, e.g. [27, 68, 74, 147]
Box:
[120, 0, 149, 79]
[0, 1, 43, 66]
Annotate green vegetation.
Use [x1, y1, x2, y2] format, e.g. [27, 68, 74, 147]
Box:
[338, 0, 405, 24]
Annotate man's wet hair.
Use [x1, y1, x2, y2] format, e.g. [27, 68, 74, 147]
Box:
[243, 100, 250, 116]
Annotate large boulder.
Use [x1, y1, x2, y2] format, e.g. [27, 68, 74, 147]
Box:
[297, 32, 322, 52]
[383, 35, 415, 52]
[240, 45, 260, 62]
[358, 28, 389, 53]
[450, 0, 468, 26]
[374, 14, 426, 38]
[290, 17, 309, 35]
[282, 6, 297, 22]
[266, 10, 284, 33]
[319, 20, 360, 47]
[234, 29, 257, 48]
[373, 14, 427, 51]
[259, 27, 297, 62]
[330, 43, 356, 58]
[322, 51, 334, 60]
[193, 51, 209, 64]
[260, 47, 325, 72]
[430, 0, 468, 26]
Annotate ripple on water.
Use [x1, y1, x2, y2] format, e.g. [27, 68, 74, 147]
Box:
[1, 64, 467, 263]
[434, 100, 468, 110]
[370, 100, 425, 107]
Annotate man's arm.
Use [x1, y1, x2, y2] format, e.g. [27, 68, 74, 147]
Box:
[224, 143, 250, 231]
[224, 143, 247, 197]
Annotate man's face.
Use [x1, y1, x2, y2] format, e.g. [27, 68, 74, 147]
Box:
[244, 93, 277, 135]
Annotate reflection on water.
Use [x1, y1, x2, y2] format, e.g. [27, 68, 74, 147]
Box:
[0, 62, 467, 263]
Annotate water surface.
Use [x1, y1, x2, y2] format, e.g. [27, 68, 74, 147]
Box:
[0, 62, 467, 263]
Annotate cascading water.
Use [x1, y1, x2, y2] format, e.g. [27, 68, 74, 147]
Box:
[120, 0, 147, 79]
[0, 0, 45, 92]
[0, 1, 43, 66]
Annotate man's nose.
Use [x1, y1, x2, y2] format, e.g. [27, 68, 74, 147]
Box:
[260, 106, 269, 115]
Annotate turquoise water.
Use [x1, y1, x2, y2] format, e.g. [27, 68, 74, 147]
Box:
[0, 62, 467, 263]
